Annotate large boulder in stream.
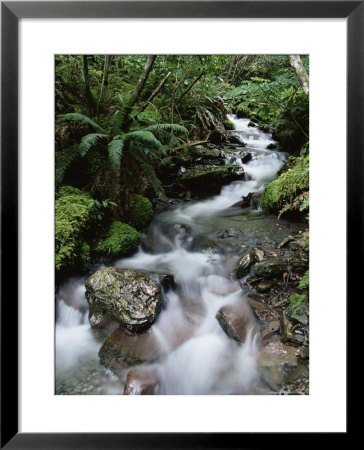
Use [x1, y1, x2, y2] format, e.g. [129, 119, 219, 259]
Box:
[180, 165, 244, 195]
[85, 267, 163, 332]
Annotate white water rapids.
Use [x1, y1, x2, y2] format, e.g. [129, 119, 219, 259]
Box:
[56, 115, 287, 395]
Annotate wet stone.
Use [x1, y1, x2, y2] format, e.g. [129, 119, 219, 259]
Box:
[236, 252, 253, 278]
[258, 337, 300, 391]
[252, 258, 286, 279]
[123, 368, 159, 395]
[99, 327, 164, 374]
[249, 299, 279, 321]
[85, 267, 163, 333]
[251, 248, 264, 262]
[256, 280, 272, 293]
[216, 301, 256, 343]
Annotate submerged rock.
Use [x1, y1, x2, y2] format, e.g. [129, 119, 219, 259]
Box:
[230, 192, 253, 208]
[85, 267, 163, 332]
[123, 368, 159, 395]
[216, 301, 256, 343]
[241, 152, 253, 164]
[99, 327, 163, 373]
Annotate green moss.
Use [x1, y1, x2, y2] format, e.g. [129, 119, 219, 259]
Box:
[223, 119, 236, 130]
[55, 186, 93, 272]
[128, 195, 153, 231]
[95, 221, 141, 257]
[260, 156, 309, 215]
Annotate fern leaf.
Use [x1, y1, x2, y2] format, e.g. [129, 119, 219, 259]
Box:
[124, 131, 164, 151]
[57, 113, 104, 132]
[55, 145, 80, 188]
[145, 123, 188, 136]
[108, 139, 124, 169]
[79, 133, 107, 157]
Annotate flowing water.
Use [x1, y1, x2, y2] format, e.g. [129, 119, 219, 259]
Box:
[56, 115, 301, 395]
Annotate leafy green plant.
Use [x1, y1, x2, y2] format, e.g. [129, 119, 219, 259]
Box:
[298, 270, 309, 289]
[87, 198, 117, 221]
[288, 293, 307, 317]
[56, 112, 188, 201]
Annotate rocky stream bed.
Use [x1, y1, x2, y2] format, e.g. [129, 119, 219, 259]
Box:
[56, 115, 309, 395]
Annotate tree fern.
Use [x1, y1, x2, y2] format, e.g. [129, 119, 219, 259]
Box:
[108, 139, 124, 169]
[79, 133, 107, 157]
[57, 113, 104, 132]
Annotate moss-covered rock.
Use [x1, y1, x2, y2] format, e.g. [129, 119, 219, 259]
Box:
[252, 258, 287, 279]
[223, 119, 236, 130]
[95, 221, 141, 257]
[128, 195, 153, 231]
[55, 186, 94, 273]
[260, 156, 309, 216]
[180, 165, 244, 195]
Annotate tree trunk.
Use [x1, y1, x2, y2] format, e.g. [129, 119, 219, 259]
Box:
[82, 56, 95, 113]
[140, 71, 171, 112]
[97, 55, 111, 116]
[131, 55, 157, 102]
[176, 70, 206, 105]
[120, 55, 157, 132]
[289, 55, 309, 96]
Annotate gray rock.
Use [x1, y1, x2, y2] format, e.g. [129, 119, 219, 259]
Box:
[258, 337, 300, 391]
[216, 301, 257, 343]
[252, 258, 286, 279]
[236, 251, 253, 278]
[85, 267, 163, 332]
[180, 165, 244, 195]
[251, 248, 264, 262]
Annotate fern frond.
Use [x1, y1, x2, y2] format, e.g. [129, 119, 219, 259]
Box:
[79, 133, 107, 157]
[57, 113, 104, 132]
[124, 131, 164, 151]
[133, 151, 167, 200]
[145, 123, 188, 136]
[108, 139, 124, 169]
[55, 145, 79, 188]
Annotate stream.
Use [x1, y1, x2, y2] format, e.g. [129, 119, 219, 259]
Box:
[56, 115, 305, 395]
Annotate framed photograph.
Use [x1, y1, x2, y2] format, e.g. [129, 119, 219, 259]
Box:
[1, 0, 356, 447]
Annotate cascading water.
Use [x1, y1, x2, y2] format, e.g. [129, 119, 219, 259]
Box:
[55, 115, 290, 395]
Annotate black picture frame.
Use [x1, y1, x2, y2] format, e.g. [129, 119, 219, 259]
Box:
[1, 1, 356, 447]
